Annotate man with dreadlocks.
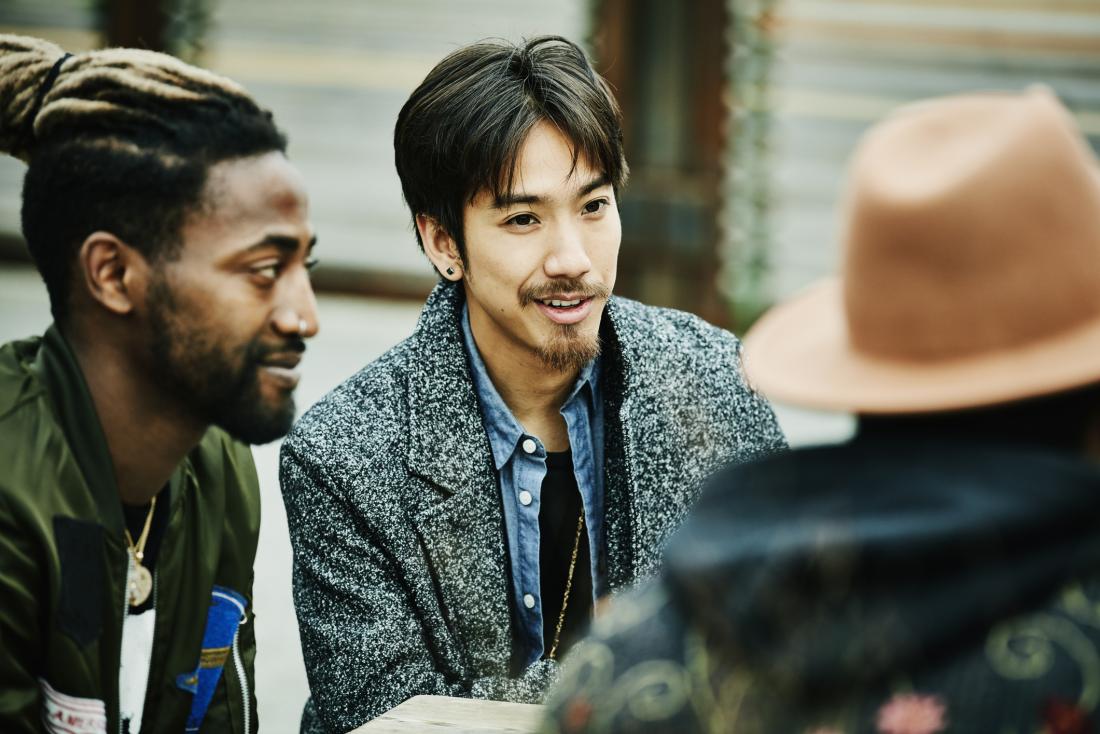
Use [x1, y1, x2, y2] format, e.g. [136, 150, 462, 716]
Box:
[0, 35, 318, 733]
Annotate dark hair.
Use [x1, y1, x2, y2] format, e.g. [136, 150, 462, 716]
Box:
[0, 35, 287, 323]
[393, 35, 628, 263]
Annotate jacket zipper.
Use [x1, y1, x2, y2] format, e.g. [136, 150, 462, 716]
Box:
[231, 622, 250, 734]
[118, 555, 129, 734]
[142, 573, 158, 734]
[117, 564, 158, 734]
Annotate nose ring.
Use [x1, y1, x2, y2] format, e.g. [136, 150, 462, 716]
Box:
[298, 319, 308, 333]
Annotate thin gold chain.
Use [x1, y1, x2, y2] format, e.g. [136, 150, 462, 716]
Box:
[547, 509, 585, 661]
[123, 495, 157, 563]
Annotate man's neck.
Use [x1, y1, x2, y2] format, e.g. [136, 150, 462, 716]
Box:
[69, 332, 205, 506]
[476, 338, 579, 453]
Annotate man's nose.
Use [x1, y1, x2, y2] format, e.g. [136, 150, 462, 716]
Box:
[544, 221, 592, 279]
[273, 268, 320, 338]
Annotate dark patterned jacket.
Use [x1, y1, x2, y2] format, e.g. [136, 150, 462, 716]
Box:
[544, 435, 1100, 734]
[279, 281, 785, 733]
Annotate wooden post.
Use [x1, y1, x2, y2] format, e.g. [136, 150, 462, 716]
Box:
[592, 0, 732, 325]
[103, 0, 169, 51]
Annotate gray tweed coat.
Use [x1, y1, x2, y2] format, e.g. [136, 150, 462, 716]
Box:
[280, 282, 786, 733]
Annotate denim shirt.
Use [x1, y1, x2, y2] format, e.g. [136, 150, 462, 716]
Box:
[461, 306, 606, 667]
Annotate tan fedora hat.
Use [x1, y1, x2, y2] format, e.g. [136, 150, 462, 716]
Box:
[743, 87, 1100, 414]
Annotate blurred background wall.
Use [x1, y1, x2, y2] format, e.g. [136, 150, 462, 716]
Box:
[746, 0, 1100, 326]
[2, 0, 1098, 324]
[0, 0, 1098, 731]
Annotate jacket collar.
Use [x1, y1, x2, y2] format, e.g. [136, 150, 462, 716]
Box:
[31, 325, 194, 535]
[32, 325, 126, 535]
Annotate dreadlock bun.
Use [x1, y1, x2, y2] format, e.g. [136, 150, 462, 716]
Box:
[0, 35, 68, 160]
[0, 33, 264, 162]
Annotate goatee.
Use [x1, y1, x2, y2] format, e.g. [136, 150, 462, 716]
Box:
[535, 323, 601, 373]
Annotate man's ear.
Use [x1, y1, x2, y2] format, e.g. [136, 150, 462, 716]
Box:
[416, 214, 463, 281]
[77, 231, 149, 316]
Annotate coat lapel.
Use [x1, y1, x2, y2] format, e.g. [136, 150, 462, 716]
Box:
[599, 299, 642, 591]
[603, 299, 744, 586]
[405, 283, 514, 675]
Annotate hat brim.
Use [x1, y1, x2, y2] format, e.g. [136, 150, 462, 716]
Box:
[743, 278, 1100, 414]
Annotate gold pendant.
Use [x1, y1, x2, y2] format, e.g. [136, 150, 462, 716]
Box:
[127, 553, 153, 607]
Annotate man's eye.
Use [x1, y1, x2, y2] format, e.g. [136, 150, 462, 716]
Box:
[506, 213, 538, 227]
[583, 198, 608, 215]
[305, 257, 320, 271]
[251, 263, 280, 280]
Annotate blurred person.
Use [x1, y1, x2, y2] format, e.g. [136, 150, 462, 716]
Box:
[280, 35, 785, 733]
[542, 87, 1100, 733]
[0, 34, 318, 734]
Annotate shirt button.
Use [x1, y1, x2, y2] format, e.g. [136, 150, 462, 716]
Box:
[519, 490, 533, 506]
[522, 438, 537, 454]
[523, 593, 536, 609]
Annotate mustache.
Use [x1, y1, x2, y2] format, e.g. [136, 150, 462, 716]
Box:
[520, 278, 611, 306]
[250, 336, 307, 362]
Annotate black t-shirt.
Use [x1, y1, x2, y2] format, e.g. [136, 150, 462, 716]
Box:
[539, 450, 593, 659]
[121, 486, 170, 615]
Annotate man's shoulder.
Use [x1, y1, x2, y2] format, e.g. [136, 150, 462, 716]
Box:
[546, 582, 698, 731]
[589, 581, 686, 652]
[283, 336, 416, 474]
[606, 297, 786, 466]
[0, 335, 44, 422]
[608, 297, 745, 391]
[0, 336, 62, 499]
[609, 297, 741, 355]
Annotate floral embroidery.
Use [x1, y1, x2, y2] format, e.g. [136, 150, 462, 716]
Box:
[562, 697, 593, 732]
[1041, 697, 1092, 734]
[875, 693, 948, 734]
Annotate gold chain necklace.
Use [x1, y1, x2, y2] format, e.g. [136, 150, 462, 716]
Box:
[547, 509, 585, 660]
[124, 495, 157, 608]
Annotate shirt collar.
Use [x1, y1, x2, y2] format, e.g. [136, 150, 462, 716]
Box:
[461, 303, 599, 470]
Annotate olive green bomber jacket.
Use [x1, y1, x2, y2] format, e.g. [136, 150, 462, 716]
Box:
[0, 326, 261, 733]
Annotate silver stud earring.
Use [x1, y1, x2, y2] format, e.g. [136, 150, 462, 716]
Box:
[446, 267, 456, 276]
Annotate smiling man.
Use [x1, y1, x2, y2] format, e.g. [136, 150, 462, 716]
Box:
[0, 35, 317, 733]
[279, 35, 784, 733]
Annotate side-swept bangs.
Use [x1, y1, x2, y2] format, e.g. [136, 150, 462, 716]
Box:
[394, 35, 629, 259]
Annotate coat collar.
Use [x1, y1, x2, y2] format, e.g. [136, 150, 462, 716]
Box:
[405, 282, 493, 494]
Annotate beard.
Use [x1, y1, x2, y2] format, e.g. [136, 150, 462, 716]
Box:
[521, 277, 610, 374]
[146, 277, 301, 445]
[533, 323, 602, 373]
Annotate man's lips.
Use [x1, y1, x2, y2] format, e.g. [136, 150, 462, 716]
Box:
[534, 295, 596, 325]
[257, 352, 303, 389]
[536, 293, 587, 307]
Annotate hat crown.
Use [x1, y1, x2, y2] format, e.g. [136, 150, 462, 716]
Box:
[842, 88, 1100, 362]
